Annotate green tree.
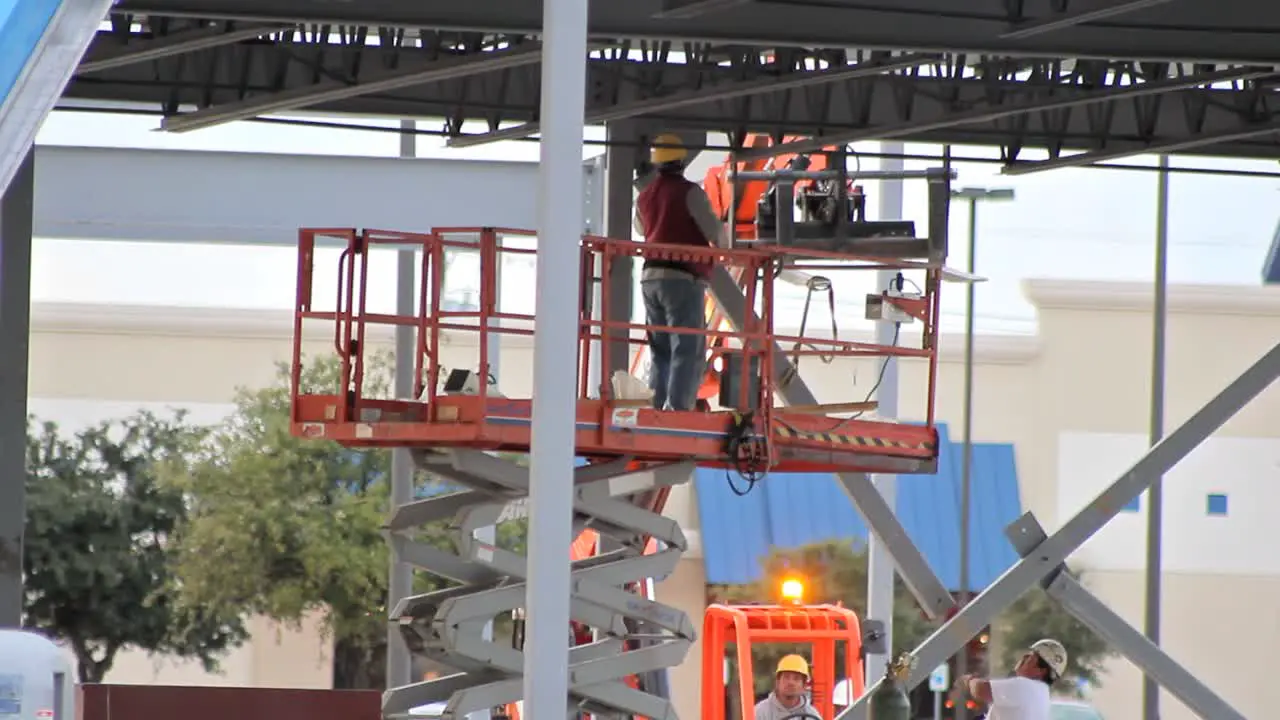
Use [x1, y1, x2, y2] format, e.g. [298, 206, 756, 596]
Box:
[23, 411, 246, 682]
[710, 540, 936, 694]
[994, 570, 1115, 695]
[166, 354, 522, 689]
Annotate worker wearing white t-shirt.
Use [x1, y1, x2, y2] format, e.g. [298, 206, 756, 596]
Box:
[958, 638, 1068, 720]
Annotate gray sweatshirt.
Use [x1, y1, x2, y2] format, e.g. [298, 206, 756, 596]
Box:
[754, 693, 819, 720]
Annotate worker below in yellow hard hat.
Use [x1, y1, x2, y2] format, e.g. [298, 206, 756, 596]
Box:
[633, 133, 726, 412]
[959, 637, 1067, 720]
[755, 654, 820, 720]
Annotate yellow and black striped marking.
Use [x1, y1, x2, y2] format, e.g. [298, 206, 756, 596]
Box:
[775, 424, 936, 452]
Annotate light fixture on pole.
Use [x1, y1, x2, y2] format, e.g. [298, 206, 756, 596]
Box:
[949, 184, 1015, 720]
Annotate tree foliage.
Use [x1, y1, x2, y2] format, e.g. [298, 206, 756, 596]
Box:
[993, 570, 1116, 695]
[166, 354, 521, 688]
[23, 411, 246, 682]
[710, 540, 936, 694]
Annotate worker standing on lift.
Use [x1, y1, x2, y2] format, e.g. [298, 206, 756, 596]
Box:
[754, 655, 820, 720]
[959, 638, 1067, 720]
[633, 133, 726, 411]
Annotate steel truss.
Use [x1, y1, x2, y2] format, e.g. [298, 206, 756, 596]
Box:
[383, 449, 695, 720]
[67, 17, 1280, 162]
[110, 0, 1280, 65]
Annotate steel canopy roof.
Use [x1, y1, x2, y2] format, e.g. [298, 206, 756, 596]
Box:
[108, 0, 1280, 64]
[62, 0, 1280, 168]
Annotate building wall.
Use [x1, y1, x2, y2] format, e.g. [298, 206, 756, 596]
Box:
[25, 279, 1280, 720]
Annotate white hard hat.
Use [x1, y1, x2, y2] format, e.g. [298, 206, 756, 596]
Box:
[1031, 638, 1068, 680]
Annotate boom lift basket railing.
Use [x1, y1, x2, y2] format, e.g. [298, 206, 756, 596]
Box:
[290, 226, 943, 476]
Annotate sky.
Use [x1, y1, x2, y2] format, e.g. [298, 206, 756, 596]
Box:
[27, 109, 1280, 337]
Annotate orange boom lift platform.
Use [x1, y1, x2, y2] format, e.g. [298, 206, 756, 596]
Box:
[290, 146, 969, 720]
[290, 226, 945, 478]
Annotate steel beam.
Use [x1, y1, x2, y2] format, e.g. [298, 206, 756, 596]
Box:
[77, 23, 291, 74]
[447, 53, 936, 148]
[839, 340, 1280, 716]
[863, 145, 906, 686]
[387, 120, 417, 691]
[732, 65, 1272, 161]
[707, 262, 955, 619]
[160, 41, 547, 133]
[66, 49, 1280, 161]
[1002, 116, 1280, 175]
[109, 0, 1280, 64]
[1049, 573, 1245, 720]
[602, 122, 639, 383]
[653, 0, 755, 20]
[1003, 515, 1246, 720]
[0, 0, 116, 195]
[0, 150, 34, 627]
[1001, 0, 1176, 40]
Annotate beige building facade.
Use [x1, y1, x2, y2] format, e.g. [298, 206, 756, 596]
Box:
[27, 278, 1280, 720]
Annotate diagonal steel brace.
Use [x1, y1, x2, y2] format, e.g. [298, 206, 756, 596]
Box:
[708, 266, 955, 617]
[840, 341, 1280, 718]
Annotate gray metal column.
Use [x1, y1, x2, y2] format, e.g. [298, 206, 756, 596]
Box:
[388, 120, 418, 688]
[525, 0, 590, 713]
[604, 122, 639, 378]
[0, 148, 34, 628]
[957, 195, 973, 720]
[1142, 154, 1170, 720]
[865, 142, 904, 684]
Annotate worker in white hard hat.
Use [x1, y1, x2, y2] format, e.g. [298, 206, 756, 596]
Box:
[959, 638, 1067, 720]
[632, 133, 726, 411]
[754, 654, 821, 720]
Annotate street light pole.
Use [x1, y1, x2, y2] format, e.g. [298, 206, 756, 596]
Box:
[950, 185, 1015, 720]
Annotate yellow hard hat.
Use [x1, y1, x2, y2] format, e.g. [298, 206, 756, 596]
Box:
[651, 133, 688, 165]
[776, 654, 810, 678]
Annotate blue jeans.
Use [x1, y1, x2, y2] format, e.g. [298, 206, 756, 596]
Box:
[641, 276, 706, 411]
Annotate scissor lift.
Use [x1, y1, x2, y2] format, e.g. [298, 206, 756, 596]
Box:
[289, 162, 975, 719]
[293, 229, 946, 475]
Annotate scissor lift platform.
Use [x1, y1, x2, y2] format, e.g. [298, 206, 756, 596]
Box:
[293, 394, 939, 475]
[291, 226, 949, 482]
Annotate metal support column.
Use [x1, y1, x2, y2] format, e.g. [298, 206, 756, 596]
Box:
[0, 148, 33, 628]
[840, 339, 1280, 716]
[388, 119, 418, 690]
[956, 157, 974, 720]
[604, 122, 639, 381]
[525, 0, 588, 714]
[1142, 154, 1170, 720]
[865, 142, 904, 684]
[949, 181, 1013, 719]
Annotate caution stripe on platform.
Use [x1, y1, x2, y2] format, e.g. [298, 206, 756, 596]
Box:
[774, 424, 936, 451]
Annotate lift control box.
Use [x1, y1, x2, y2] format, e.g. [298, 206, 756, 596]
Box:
[719, 351, 762, 410]
[864, 289, 920, 325]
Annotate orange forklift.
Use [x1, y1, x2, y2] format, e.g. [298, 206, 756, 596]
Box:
[702, 600, 867, 720]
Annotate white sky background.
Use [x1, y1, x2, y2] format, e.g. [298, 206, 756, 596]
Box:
[29, 110, 1280, 336]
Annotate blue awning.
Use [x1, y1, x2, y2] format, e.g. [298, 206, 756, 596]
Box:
[694, 423, 1022, 593]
